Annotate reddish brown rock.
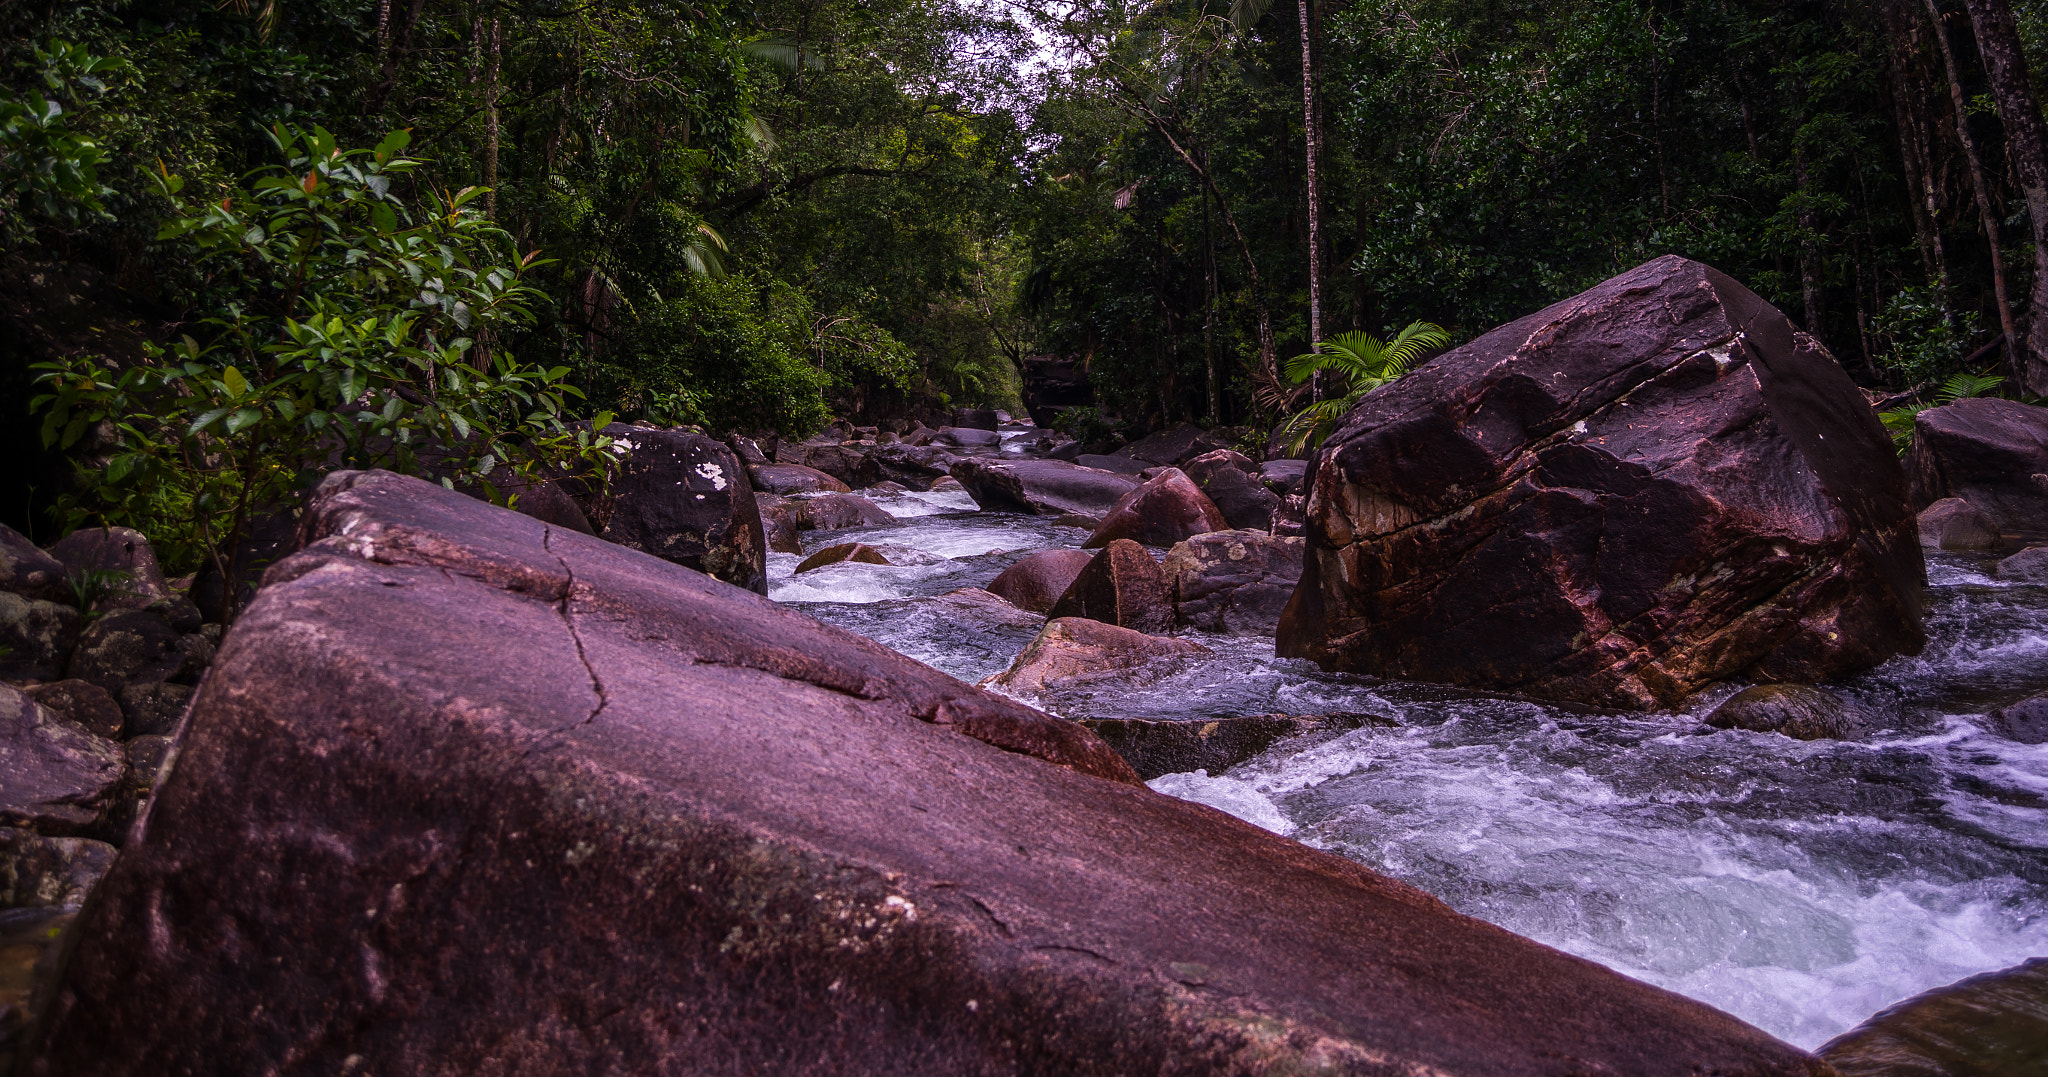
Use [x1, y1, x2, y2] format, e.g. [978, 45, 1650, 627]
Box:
[950, 458, 1138, 516]
[1182, 448, 1259, 488]
[748, 463, 853, 495]
[1818, 957, 2048, 1077]
[1164, 531, 1305, 636]
[21, 470, 1820, 1077]
[1111, 423, 1232, 467]
[986, 550, 1096, 614]
[793, 493, 897, 532]
[23, 681, 123, 740]
[45, 528, 169, 611]
[1196, 466, 1281, 532]
[753, 494, 805, 554]
[1904, 397, 2048, 532]
[0, 595, 81, 683]
[1279, 256, 1926, 710]
[0, 524, 67, 603]
[796, 443, 882, 489]
[0, 686, 123, 836]
[986, 617, 1211, 694]
[1084, 468, 1230, 550]
[1047, 539, 1173, 634]
[867, 443, 958, 490]
[1918, 497, 2000, 550]
[795, 543, 892, 573]
[1995, 546, 2048, 582]
[1706, 685, 1864, 740]
[0, 828, 115, 907]
[583, 427, 767, 594]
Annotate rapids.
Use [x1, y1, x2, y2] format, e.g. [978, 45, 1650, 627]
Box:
[769, 430, 2048, 1050]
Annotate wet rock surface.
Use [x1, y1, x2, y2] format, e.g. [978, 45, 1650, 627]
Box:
[795, 542, 891, 573]
[1995, 545, 2048, 582]
[793, 493, 898, 532]
[1280, 255, 1926, 710]
[986, 616, 1212, 693]
[1164, 530, 1304, 635]
[1905, 397, 2048, 533]
[985, 549, 1095, 614]
[1080, 712, 1388, 781]
[749, 462, 853, 495]
[1987, 691, 2048, 744]
[1707, 684, 1864, 740]
[1818, 957, 2048, 1077]
[950, 458, 1138, 516]
[1918, 497, 2000, 550]
[584, 428, 768, 594]
[1046, 539, 1173, 634]
[1083, 467, 1229, 549]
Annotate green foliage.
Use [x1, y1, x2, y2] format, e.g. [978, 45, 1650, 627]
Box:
[1880, 370, 2007, 453]
[0, 40, 128, 240]
[32, 125, 614, 594]
[66, 567, 133, 619]
[1871, 287, 1986, 388]
[1277, 322, 1449, 453]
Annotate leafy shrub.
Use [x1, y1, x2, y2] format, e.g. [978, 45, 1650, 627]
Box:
[1872, 286, 1984, 388]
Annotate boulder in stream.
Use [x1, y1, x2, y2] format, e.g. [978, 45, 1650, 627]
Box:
[19, 469, 1825, 1077]
[584, 427, 767, 594]
[1818, 957, 2048, 1077]
[1163, 530, 1304, 636]
[795, 543, 891, 573]
[986, 549, 1095, 614]
[1046, 539, 1173, 634]
[748, 462, 852, 495]
[1987, 691, 2048, 744]
[867, 443, 957, 490]
[1111, 423, 1232, 467]
[753, 494, 805, 554]
[1080, 712, 1389, 781]
[1994, 546, 2048, 582]
[1193, 465, 1280, 532]
[1706, 684, 1863, 740]
[986, 616, 1211, 694]
[950, 458, 1138, 516]
[1918, 497, 2000, 550]
[1904, 397, 2048, 533]
[1083, 468, 1229, 549]
[1279, 255, 1926, 710]
[793, 493, 897, 532]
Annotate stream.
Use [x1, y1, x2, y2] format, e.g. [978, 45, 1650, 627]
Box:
[769, 427, 2048, 1050]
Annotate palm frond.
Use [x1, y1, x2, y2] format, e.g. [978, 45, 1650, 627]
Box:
[1939, 370, 2003, 403]
[1378, 321, 1450, 374]
[740, 36, 823, 73]
[1228, 0, 1278, 32]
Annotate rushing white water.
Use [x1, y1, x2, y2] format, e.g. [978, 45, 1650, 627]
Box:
[778, 476, 2048, 1050]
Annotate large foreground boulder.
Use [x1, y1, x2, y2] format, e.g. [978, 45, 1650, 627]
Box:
[1904, 397, 2048, 532]
[22, 470, 1818, 1076]
[950, 458, 1138, 516]
[583, 427, 768, 594]
[1279, 255, 1926, 710]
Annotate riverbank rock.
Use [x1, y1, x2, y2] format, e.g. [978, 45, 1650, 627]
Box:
[1164, 531, 1305, 636]
[1047, 539, 1173, 634]
[986, 550, 1095, 614]
[1987, 691, 2048, 744]
[1081, 712, 1387, 781]
[1818, 957, 2048, 1077]
[1194, 465, 1280, 532]
[868, 443, 957, 490]
[793, 493, 897, 532]
[46, 528, 169, 611]
[753, 495, 804, 554]
[0, 829, 114, 908]
[1918, 497, 2000, 550]
[933, 426, 1001, 449]
[0, 686, 124, 836]
[795, 543, 891, 573]
[748, 463, 853, 495]
[1074, 453, 1146, 475]
[791, 444, 882, 490]
[1905, 397, 2048, 533]
[20, 469, 1823, 1077]
[986, 617, 1211, 694]
[952, 407, 999, 431]
[1706, 685, 1862, 740]
[1182, 448, 1258, 487]
[1112, 423, 1232, 467]
[23, 682, 122, 740]
[1995, 546, 2048, 582]
[585, 428, 767, 594]
[950, 458, 1138, 516]
[0, 526, 67, 603]
[1260, 459, 1308, 497]
[1279, 255, 1926, 710]
[1020, 354, 1092, 427]
[1084, 468, 1229, 549]
[0, 596, 81, 683]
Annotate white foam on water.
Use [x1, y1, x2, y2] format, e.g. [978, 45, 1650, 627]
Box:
[866, 485, 981, 517]
[1147, 771, 1297, 836]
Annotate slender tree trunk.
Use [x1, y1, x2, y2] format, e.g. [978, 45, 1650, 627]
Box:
[1203, 171, 1220, 424]
[1297, 0, 1325, 400]
[1886, 48, 1948, 289]
[484, 17, 502, 218]
[1793, 147, 1826, 335]
[1927, 0, 2019, 367]
[1962, 0, 2048, 392]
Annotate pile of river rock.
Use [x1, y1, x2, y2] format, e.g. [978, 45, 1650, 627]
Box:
[4, 256, 2046, 1072]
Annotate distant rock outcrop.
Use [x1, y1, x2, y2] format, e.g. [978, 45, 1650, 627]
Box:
[1279, 256, 1925, 710]
[1905, 397, 2048, 533]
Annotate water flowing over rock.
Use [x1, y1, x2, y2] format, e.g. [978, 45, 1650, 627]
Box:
[1918, 497, 2000, 550]
[1818, 957, 2048, 1076]
[795, 543, 891, 573]
[1988, 691, 2048, 744]
[949, 458, 1138, 517]
[1905, 397, 2048, 533]
[1164, 530, 1304, 635]
[16, 469, 1820, 1076]
[1046, 539, 1173, 634]
[1706, 684, 1864, 740]
[1083, 468, 1229, 549]
[583, 427, 768, 594]
[753, 494, 805, 554]
[985, 617, 1211, 694]
[986, 549, 1095, 614]
[1080, 712, 1386, 781]
[1279, 255, 1926, 710]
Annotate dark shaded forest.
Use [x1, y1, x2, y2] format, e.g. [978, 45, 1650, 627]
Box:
[8, 0, 2048, 569]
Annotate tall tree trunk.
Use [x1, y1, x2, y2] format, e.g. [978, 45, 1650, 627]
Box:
[1962, 0, 2048, 392]
[1203, 169, 1220, 424]
[1793, 147, 1825, 335]
[484, 17, 502, 219]
[1297, 0, 1325, 400]
[1927, 0, 2019, 369]
[1886, 45, 1949, 290]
